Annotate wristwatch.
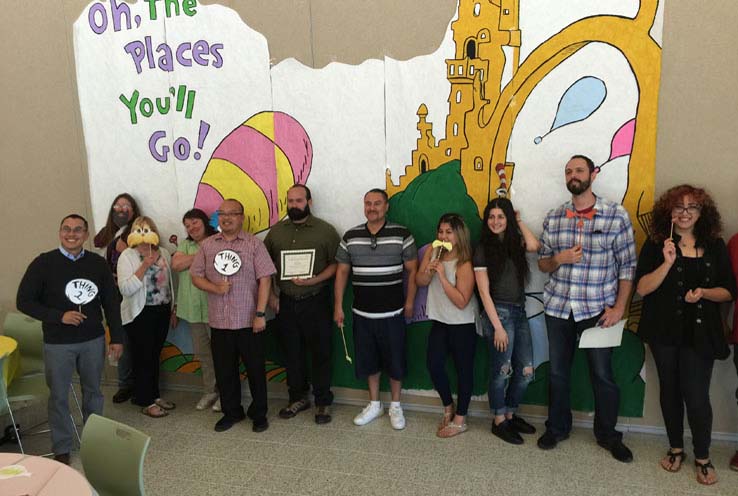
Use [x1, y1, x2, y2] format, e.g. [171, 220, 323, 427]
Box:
[255, 310, 266, 318]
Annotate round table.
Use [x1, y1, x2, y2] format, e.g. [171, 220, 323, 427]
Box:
[0, 452, 93, 495]
[0, 335, 20, 387]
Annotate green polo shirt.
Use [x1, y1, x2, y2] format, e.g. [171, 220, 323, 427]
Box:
[264, 214, 340, 298]
[175, 239, 209, 323]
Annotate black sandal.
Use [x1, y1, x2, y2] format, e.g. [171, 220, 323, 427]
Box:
[695, 459, 717, 485]
[661, 449, 686, 472]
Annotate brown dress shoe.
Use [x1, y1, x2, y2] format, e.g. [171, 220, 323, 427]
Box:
[315, 405, 332, 424]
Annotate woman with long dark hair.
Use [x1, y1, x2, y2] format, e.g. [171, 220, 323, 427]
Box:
[474, 197, 539, 444]
[636, 184, 735, 485]
[416, 213, 478, 437]
[171, 209, 220, 411]
[93, 193, 141, 404]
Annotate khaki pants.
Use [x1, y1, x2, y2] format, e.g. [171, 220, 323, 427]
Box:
[190, 322, 217, 394]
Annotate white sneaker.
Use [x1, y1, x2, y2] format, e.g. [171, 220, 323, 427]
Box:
[388, 405, 406, 430]
[353, 403, 384, 426]
[196, 392, 219, 411]
[212, 398, 222, 412]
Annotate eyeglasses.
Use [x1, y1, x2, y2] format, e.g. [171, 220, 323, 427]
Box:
[61, 226, 86, 234]
[217, 211, 244, 218]
[672, 205, 701, 215]
[112, 204, 131, 212]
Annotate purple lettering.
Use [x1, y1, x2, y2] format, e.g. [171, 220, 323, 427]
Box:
[88, 3, 107, 34]
[175, 42, 192, 67]
[156, 43, 174, 72]
[173, 137, 191, 160]
[110, 0, 132, 32]
[192, 40, 209, 66]
[210, 43, 224, 68]
[123, 41, 146, 74]
[149, 131, 169, 162]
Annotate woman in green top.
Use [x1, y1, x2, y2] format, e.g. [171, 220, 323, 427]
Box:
[172, 208, 220, 411]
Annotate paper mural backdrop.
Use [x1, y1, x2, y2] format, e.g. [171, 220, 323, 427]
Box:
[74, 0, 664, 416]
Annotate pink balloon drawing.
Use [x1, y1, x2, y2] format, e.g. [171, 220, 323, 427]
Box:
[608, 118, 636, 161]
[194, 111, 313, 233]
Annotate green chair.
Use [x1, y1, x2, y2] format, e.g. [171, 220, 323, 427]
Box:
[3, 312, 45, 376]
[0, 353, 47, 454]
[2, 312, 83, 445]
[81, 414, 151, 496]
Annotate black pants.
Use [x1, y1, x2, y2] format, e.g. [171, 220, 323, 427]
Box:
[277, 288, 333, 406]
[211, 327, 268, 423]
[125, 304, 170, 406]
[426, 321, 477, 416]
[545, 313, 621, 443]
[650, 342, 714, 459]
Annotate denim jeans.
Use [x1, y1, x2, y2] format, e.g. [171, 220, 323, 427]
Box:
[545, 313, 622, 443]
[44, 336, 105, 455]
[482, 303, 533, 415]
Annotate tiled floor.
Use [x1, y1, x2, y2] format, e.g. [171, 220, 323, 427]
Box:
[4, 386, 738, 495]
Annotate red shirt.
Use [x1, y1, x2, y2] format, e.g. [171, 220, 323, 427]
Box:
[190, 231, 275, 330]
[728, 233, 738, 343]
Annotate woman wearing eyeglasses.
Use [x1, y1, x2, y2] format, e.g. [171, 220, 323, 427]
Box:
[93, 193, 141, 404]
[636, 184, 736, 485]
[416, 213, 478, 438]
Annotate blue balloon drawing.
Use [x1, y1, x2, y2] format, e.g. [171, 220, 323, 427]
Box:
[535, 76, 607, 144]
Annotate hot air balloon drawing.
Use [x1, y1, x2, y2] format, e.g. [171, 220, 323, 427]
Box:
[194, 111, 313, 233]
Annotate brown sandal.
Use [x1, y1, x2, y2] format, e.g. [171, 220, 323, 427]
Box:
[437, 422, 468, 438]
[695, 460, 717, 485]
[142, 404, 169, 418]
[155, 398, 176, 410]
[660, 450, 686, 472]
[437, 406, 455, 432]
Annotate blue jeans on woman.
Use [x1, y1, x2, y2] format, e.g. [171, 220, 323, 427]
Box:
[482, 303, 533, 415]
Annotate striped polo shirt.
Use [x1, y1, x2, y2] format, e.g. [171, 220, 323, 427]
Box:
[336, 222, 417, 318]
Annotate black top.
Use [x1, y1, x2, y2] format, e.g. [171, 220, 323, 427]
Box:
[472, 245, 524, 305]
[16, 249, 124, 345]
[635, 236, 736, 359]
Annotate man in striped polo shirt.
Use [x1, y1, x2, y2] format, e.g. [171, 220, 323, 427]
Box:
[334, 188, 418, 429]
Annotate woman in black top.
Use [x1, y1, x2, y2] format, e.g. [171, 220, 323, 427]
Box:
[635, 184, 736, 485]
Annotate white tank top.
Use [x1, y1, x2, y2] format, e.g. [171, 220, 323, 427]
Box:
[426, 259, 478, 324]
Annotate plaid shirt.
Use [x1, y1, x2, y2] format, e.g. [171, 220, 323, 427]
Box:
[190, 231, 276, 330]
[538, 196, 636, 321]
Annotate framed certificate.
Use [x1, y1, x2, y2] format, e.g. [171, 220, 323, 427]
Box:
[280, 249, 315, 280]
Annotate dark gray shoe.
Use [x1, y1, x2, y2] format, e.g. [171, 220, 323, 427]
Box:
[491, 420, 523, 445]
[315, 406, 332, 425]
[279, 399, 311, 419]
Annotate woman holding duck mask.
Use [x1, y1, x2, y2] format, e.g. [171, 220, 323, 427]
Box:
[416, 213, 478, 438]
[117, 216, 177, 418]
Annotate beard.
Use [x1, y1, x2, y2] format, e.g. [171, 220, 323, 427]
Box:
[287, 205, 310, 221]
[566, 177, 591, 195]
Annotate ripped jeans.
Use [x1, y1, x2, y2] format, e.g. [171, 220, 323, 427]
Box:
[482, 303, 533, 415]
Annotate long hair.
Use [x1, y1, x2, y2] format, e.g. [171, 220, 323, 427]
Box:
[94, 193, 141, 247]
[182, 208, 217, 241]
[649, 184, 722, 245]
[437, 213, 472, 264]
[480, 198, 530, 287]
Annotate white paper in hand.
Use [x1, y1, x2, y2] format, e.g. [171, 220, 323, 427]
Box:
[578, 319, 626, 349]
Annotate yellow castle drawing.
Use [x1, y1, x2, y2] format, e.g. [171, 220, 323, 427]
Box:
[386, 0, 663, 250]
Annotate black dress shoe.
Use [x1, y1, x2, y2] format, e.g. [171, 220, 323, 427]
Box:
[597, 439, 633, 463]
[278, 399, 310, 419]
[214, 415, 245, 432]
[508, 414, 536, 434]
[112, 387, 133, 403]
[315, 406, 332, 425]
[491, 420, 524, 445]
[537, 430, 569, 450]
[53, 453, 70, 465]
[252, 418, 269, 433]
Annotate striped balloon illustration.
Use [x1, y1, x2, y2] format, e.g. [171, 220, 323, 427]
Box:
[194, 111, 313, 233]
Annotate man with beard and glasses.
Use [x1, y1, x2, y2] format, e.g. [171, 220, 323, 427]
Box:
[264, 184, 341, 424]
[536, 155, 637, 463]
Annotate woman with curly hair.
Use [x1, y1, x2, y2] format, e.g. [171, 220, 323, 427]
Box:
[636, 184, 736, 485]
[474, 197, 540, 445]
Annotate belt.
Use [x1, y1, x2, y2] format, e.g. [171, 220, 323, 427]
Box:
[282, 289, 324, 301]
